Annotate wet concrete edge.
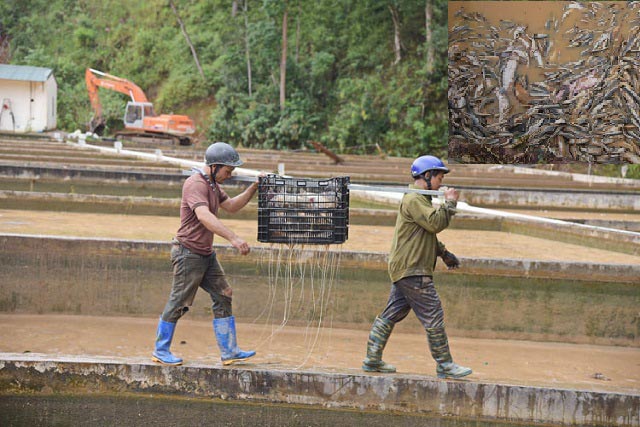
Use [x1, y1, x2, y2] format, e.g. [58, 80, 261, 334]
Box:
[2, 164, 639, 211]
[1, 233, 638, 283]
[0, 354, 638, 427]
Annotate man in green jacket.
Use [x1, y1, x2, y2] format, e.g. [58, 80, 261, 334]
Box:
[362, 155, 472, 379]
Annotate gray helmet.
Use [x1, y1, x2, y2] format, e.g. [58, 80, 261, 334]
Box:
[204, 142, 243, 167]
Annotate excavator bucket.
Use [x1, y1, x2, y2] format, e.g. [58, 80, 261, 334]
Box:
[88, 116, 106, 135]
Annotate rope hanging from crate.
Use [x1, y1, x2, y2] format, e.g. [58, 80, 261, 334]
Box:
[251, 175, 348, 368]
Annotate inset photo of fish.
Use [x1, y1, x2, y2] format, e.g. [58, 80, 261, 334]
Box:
[448, 1, 640, 164]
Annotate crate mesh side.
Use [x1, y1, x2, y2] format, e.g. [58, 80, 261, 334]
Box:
[257, 175, 349, 244]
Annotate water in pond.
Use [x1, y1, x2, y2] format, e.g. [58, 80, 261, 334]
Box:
[448, 1, 640, 163]
[0, 394, 557, 427]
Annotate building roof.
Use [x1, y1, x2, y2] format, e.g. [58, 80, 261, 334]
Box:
[0, 64, 53, 82]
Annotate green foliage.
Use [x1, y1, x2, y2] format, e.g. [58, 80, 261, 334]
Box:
[155, 66, 210, 112]
[589, 164, 640, 179]
[3, 0, 449, 157]
[625, 165, 640, 179]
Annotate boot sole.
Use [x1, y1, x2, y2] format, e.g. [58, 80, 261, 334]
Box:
[362, 365, 396, 373]
[152, 356, 183, 366]
[437, 370, 472, 379]
[222, 353, 256, 366]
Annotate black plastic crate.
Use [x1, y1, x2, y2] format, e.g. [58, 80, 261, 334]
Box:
[258, 175, 350, 244]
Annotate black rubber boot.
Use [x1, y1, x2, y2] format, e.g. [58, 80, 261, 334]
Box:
[426, 325, 472, 379]
[362, 316, 396, 373]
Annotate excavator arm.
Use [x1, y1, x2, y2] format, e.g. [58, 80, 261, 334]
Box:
[85, 68, 150, 134]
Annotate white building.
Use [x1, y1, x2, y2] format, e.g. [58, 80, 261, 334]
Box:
[0, 64, 57, 133]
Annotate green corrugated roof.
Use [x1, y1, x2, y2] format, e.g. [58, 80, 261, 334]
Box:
[0, 64, 53, 82]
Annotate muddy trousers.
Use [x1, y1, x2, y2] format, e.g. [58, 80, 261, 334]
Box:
[154, 243, 233, 365]
[379, 275, 453, 364]
[373, 276, 472, 377]
[380, 275, 444, 327]
[161, 243, 232, 323]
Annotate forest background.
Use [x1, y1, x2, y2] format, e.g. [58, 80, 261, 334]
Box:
[0, 0, 447, 157]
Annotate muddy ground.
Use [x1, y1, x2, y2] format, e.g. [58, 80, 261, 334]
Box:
[2, 314, 639, 395]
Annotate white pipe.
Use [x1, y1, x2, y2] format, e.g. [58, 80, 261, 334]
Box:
[456, 202, 640, 238]
[66, 138, 639, 239]
[352, 188, 639, 238]
[65, 138, 260, 178]
[348, 183, 443, 197]
[490, 165, 640, 187]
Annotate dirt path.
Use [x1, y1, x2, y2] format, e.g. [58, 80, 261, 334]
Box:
[1, 209, 639, 264]
[1, 314, 638, 394]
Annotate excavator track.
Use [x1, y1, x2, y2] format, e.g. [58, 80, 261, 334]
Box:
[114, 131, 192, 146]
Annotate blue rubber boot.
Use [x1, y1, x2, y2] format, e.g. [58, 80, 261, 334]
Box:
[213, 316, 256, 365]
[152, 318, 183, 366]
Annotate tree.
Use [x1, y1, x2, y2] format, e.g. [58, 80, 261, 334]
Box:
[279, 2, 288, 111]
[169, 0, 205, 81]
[242, 0, 253, 97]
[4, 0, 450, 156]
[389, 3, 401, 64]
[425, 0, 434, 72]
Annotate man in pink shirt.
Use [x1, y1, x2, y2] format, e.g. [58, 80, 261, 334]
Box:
[152, 142, 259, 366]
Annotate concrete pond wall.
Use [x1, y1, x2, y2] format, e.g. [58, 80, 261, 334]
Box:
[1, 234, 639, 426]
[1, 354, 639, 426]
[2, 163, 639, 212]
[1, 233, 639, 344]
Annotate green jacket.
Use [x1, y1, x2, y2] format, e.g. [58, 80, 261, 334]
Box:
[388, 185, 457, 282]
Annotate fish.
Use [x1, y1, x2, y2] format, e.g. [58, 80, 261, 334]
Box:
[448, 3, 640, 163]
[496, 87, 511, 123]
[268, 192, 337, 209]
[474, 80, 485, 98]
[561, 3, 586, 23]
[514, 77, 532, 105]
[501, 52, 519, 90]
[530, 40, 545, 67]
[591, 32, 611, 52]
[621, 83, 640, 105]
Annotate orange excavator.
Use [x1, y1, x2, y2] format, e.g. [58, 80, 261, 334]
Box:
[85, 68, 195, 145]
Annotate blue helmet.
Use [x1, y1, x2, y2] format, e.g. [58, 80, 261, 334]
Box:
[411, 155, 449, 178]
